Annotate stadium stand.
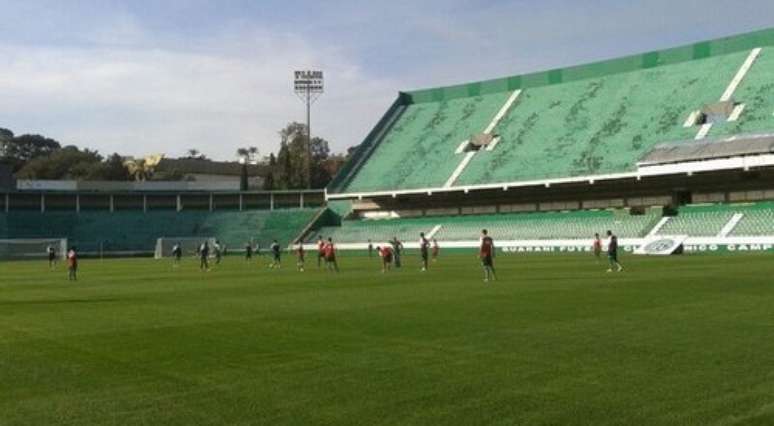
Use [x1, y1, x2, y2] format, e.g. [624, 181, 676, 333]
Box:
[310, 209, 659, 243]
[656, 205, 736, 236]
[731, 204, 774, 236]
[0, 209, 319, 255]
[653, 202, 774, 237]
[331, 28, 774, 195]
[310, 216, 439, 243]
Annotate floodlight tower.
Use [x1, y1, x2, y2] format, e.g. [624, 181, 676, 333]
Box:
[294, 70, 324, 189]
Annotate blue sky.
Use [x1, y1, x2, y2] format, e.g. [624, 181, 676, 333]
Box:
[1, 0, 773, 160]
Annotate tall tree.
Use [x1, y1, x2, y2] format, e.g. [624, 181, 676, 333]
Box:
[1, 133, 61, 172]
[16, 146, 101, 179]
[274, 122, 335, 189]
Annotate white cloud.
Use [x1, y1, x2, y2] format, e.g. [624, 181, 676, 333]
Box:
[0, 26, 399, 160]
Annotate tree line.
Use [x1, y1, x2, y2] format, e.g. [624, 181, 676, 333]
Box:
[0, 123, 352, 189]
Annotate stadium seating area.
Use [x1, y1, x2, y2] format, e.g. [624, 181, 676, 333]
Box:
[0, 209, 319, 253]
[310, 201, 774, 243]
[434, 210, 658, 241]
[731, 209, 774, 236]
[653, 202, 774, 237]
[656, 205, 736, 236]
[311, 209, 659, 243]
[309, 216, 439, 244]
[336, 28, 774, 194]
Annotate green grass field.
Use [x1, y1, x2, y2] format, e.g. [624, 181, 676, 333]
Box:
[2, 252, 774, 425]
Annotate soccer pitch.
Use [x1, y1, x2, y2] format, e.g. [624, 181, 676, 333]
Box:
[2, 253, 774, 425]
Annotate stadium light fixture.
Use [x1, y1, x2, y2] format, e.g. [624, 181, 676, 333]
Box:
[294, 70, 324, 189]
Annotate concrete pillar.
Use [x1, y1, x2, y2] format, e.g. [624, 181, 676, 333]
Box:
[176, 194, 182, 212]
[209, 193, 214, 212]
[270, 193, 274, 211]
[109, 195, 115, 213]
[300, 192, 304, 208]
[40, 193, 45, 213]
[4, 193, 9, 212]
[239, 193, 243, 211]
[76, 194, 80, 213]
[143, 195, 147, 213]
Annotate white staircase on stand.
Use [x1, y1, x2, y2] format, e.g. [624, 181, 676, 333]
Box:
[647, 216, 672, 237]
[719, 213, 744, 237]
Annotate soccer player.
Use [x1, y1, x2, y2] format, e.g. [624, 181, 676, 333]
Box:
[606, 230, 624, 272]
[593, 233, 602, 261]
[316, 236, 325, 268]
[419, 232, 430, 271]
[367, 239, 373, 258]
[432, 238, 439, 262]
[199, 241, 210, 271]
[66, 247, 78, 281]
[47, 245, 57, 269]
[391, 237, 403, 268]
[172, 242, 183, 267]
[324, 237, 339, 272]
[480, 229, 496, 282]
[213, 240, 223, 265]
[296, 242, 305, 272]
[245, 242, 253, 261]
[270, 240, 281, 268]
[377, 245, 393, 273]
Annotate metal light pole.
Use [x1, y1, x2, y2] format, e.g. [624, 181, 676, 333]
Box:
[294, 70, 324, 189]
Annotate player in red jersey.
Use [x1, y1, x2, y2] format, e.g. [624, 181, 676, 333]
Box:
[431, 238, 439, 262]
[324, 237, 339, 272]
[377, 245, 393, 273]
[67, 247, 78, 281]
[480, 229, 496, 282]
[316, 236, 325, 268]
[593, 233, 602, 261]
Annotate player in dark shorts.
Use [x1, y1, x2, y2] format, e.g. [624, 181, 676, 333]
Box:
[419, 232, 430, 271]
[367, 240, 373, 258]
[67, 247, 78, 281]
[47, 245, 57, 269]
[245, 242, 253, 261]
[378, 245, 393, 273]
[172, 242, 183, 267]
[270, 240, 281, 268]
[391, 237, 403, 268]
[606, 230, 624, 272]
[480, 229, 496, 282]
[296, 242, 305, 272]
[213, 240, 223, 265]
[316, 236, 325, 268]
[199, 241, 210, 271]
[324, 237, 339, 272]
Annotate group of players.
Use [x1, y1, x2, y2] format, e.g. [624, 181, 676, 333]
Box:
[49, 228, 623, 282]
